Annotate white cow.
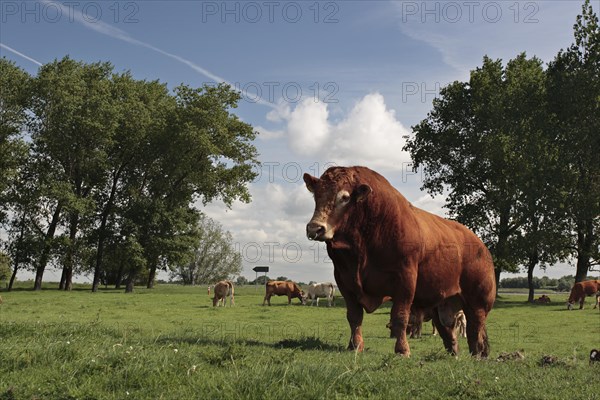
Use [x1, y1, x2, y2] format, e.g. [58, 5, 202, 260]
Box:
[305, 282, 335, 307]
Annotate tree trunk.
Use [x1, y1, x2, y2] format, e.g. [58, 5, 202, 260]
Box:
[34, 203, 62, 290]
[575, 218, 594, 283]
[115, 260, 125, 290]
[494, 232, 510, 296]
[62, 213, 79, 291]
[526, 250, 539, 303]
[147, 262, 157, 289]
[8, 263, 19, 291]
[59, 268, 66, 290]
[125, 270, 136, 293]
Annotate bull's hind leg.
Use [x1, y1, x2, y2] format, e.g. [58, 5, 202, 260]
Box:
[432, 308, 458, 355]
[464, 307, 490, 358]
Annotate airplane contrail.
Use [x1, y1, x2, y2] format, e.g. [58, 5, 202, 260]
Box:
[40, 0, 276, 108]
[0, 43, 43, 66]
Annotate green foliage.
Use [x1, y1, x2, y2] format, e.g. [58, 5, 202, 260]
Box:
[1, 56, 259, 291]
[546, 0, 600, 282]
[0, 58, 31, 223]
[169, 214, 242, 285]
[406, 2, 600, 285]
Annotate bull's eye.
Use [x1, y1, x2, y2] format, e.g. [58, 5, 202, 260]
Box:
[336, 190, 351, 206]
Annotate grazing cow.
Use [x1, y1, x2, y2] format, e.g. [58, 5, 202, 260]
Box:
[207, 286, 211, 296]
[305, 282, 336, 307]
[454, 310, 467, 338]
[567, 280, 600, 310]
[263, 280, 305, 306]
[212, 280, 234, 307]
[304, 166, 495, 357]
[388, 307, 468, 340]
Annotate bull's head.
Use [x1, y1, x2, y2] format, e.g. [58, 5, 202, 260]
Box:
[566, 301, 574, 310]
[303, 170, 372, 242]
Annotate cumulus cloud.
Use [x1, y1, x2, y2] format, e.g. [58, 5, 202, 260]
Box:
[272, 93, 412, 171]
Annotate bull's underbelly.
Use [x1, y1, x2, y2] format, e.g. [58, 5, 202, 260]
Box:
[334, 260, 461, 309]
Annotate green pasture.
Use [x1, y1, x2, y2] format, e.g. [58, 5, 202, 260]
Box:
[1, 284, 598, 400]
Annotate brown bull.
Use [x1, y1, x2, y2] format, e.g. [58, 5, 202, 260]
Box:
[263, 280, 305, 305]
[567, 280, 600, 310]
[304, 166, 495, 357]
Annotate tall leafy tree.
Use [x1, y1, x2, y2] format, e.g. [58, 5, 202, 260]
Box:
[89, 73, 174, 292]
[0, 58, 31, 224]
[406, 55, 536, 290]
[29, 57, 118, 290]
[547, 0, 600, 282]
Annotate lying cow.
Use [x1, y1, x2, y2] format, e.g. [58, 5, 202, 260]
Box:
[305, 282, 336, 307]
[567, 280, 600, 310]
[212, 280, 234, 307]
[534, 295, 551, 304]
[263, 280, 305, 306]
[304, 166, 495, 357]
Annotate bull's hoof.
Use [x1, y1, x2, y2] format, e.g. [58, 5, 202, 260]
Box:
[394, 350, 411, 357]
[347, 341, 364, 352]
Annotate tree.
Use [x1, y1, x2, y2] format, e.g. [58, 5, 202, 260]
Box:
[235, 276, 248, 286]
[170, 214, 242, 285]
[547, 0, 600, 282]
[406, 54, 550, 291]
[29, 57, 118, 290]
[0, 58, 31, 224]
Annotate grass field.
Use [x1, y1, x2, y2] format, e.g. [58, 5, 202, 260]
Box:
[1, 284, 599, 400]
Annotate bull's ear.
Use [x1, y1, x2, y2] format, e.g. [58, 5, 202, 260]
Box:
[355, 184, 372, 202]
[303, 173, 319, 193]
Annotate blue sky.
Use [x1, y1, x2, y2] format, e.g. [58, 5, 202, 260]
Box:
[0, 0, 589, 283]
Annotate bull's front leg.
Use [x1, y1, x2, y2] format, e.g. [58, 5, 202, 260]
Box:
[345, 295, 365, 351]
[390, 301, 412, 356]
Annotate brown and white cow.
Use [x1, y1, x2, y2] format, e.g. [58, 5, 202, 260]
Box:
[304, 166, 495, 357]
[263, 280, 305, 306]
[567, 280, 600, 310]
[212, 280, 234, 307]
[305, 282, 336, 307]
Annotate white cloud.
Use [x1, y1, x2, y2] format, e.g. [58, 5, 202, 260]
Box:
[255, 126, 284, 140]
[412, 194, 446, 217]
[270, 93, 411, 171]
[286, 99, 330, 155]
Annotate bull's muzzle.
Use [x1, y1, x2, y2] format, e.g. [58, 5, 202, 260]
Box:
[306, 222, 326, 241]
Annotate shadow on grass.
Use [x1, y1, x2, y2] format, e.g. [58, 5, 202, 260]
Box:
[155, 335, 344, 352]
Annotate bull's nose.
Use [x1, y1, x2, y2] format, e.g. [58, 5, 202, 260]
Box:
[306, 222, 326, 240]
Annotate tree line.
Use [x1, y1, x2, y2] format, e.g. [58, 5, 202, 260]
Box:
[405, 1, 600, 301]
[0, 56, 259, 292]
